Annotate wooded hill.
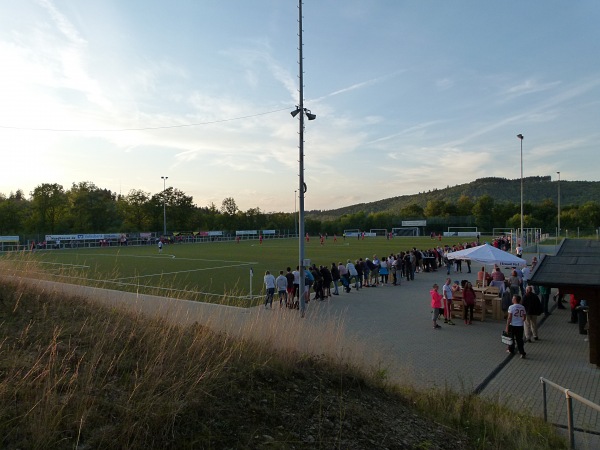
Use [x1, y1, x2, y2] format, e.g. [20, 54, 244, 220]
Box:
[307, 176, 600, 220]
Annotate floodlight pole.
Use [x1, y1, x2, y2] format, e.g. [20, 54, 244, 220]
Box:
[161, 176, 168, 236]
[557, 171, 561, 242]
[297, 0, 306, 317]
[294, 190, 298, 236]
[517, 134, 524, 249]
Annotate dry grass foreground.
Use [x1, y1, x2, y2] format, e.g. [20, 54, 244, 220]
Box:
[0, 276, 566, 449]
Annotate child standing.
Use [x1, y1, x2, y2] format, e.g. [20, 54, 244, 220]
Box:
[430, 283, 443, 329]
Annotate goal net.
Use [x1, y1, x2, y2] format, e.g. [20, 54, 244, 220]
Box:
[343, 229, 360, 237]
[369, 228, 388, 237]
[444, 227, 478, 237]
[391, 227, 419, 237]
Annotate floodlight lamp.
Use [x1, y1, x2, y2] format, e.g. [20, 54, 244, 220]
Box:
[517, 134, 524, 140]
[291, 108, 301, 118]
[305, 110, 316, 120]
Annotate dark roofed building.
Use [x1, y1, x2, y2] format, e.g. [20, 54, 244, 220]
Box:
[529, 239, 600, 366]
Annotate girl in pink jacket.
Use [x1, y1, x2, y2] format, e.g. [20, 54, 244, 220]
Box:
[430, 283, 443, 329]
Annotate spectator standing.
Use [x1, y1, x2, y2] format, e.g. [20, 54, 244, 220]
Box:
[538, 284, 551, 317]
[355, 259, 364, 289]
[275, 271, 288, 308]
[430, 283, 443, 329]
[338, 262, 350, 293]
[346, 260, 360, 290]
[409, 252, 417, 279]
[569, 294, 580, 324]
[320, 265, 333, 298]
[577, 300, 589, 335]
[442, 278, 455, 325]
[330, 263, 340, 296]
[444, 252, 451, 275]
[477, 266, 489, 286]
[501, 281, 512, 319]
[365, 258, 376, 286]
[372, 255, 381, 286]
[506, 295, 527, 358]
[508, 270, 521, 297]
[522, 286, 542, 342]
[263, 271, 276, 309]
[379, 257, 389, 284]
[491, 267, 505, 282]
[292, 267, 301, 306]
[462, 282, 476, 325]
[405, 253, 414, 280]
[285, 268, 295, 308]
[310, 265, 324, 300]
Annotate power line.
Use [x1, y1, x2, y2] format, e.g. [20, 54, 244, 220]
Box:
[0, 107, 290, 132]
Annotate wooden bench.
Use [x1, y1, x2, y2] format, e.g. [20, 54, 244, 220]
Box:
[451, 292, 485, 321]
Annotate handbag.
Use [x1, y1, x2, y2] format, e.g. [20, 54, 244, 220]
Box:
[501, 330, 514, 346]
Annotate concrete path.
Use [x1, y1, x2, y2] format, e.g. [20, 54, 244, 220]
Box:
[7, 259, 599, 448]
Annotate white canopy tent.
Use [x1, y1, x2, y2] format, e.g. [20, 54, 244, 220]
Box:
[446, 243, 526, 267]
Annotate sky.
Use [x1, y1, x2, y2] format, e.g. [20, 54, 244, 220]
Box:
[1, 1, 599, 213]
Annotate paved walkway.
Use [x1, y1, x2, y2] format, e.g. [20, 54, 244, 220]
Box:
[295, 265, 600, 449]
[7, 258, 599, 448]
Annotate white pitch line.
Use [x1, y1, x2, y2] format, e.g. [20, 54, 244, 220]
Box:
[107, 262, 254, 282]
[72, 253, 257, 264]
[37, 261, 90, 268]
[105, 280, 253, 300]
[23, 271, 253, 301]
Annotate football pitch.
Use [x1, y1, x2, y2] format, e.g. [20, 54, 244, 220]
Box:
[2, 236, 471, 306]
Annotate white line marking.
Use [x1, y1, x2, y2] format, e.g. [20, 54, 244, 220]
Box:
[71, 253, 256, 264]
[24, 271, 255, 301]
[107, 263, 254, 282]
[37, 261, 90, 268]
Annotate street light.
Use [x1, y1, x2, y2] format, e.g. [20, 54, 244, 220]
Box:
[517, 134, 524, 249]
[557, 171, 561, 241]
[161, 176, 168, 236]
[291, 0, 316, 318]
[294, 190, 298, 236]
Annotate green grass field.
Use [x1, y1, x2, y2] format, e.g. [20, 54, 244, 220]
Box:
[1, 236, 473, 306]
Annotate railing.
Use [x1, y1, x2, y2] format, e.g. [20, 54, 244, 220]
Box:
[540, 377, 600, 449]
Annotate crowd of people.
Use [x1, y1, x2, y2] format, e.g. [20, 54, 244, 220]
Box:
[262, 241, 482, 315]
[264, 238, 588, 364]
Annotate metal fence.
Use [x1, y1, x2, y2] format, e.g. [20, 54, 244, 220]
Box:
[540, 377, 600, 449]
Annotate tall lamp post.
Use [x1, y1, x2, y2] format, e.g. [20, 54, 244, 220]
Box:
[291, 0, 316, 317]
[517, 134, 524, 249]
[161, 176, 168, 236]
[294, 190, 298, 237]
[557, 171, 561, 241]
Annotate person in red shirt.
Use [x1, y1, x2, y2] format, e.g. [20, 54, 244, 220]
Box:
[430, 283, 443, 329]
[491, 267, 505, 282]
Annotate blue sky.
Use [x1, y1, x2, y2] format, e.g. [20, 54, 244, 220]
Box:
[1, 1, 599, 213]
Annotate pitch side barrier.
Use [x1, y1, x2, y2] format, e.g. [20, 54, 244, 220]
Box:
[0, 232, 299, 252]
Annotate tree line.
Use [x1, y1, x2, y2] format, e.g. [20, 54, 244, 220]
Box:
[1, 182, 599, 239]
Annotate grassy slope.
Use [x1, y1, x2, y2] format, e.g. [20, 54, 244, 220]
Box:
[0, 279, 566, 449]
